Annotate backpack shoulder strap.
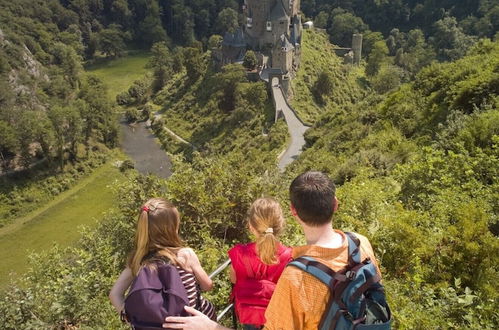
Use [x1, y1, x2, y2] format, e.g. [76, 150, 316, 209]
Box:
[288, 256, 348, 285]
[345, 232, 361, 266]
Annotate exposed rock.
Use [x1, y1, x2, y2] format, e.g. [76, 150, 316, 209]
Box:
[22, 45, 44, 79]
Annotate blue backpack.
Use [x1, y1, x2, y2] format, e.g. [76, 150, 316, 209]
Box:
[288, 232, 391, 330]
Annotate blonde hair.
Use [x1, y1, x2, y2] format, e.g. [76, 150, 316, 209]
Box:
[247, 197, 285, 265]
[128, 198, 185, 276]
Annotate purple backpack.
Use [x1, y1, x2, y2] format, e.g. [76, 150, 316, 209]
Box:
[124, 263, 190, 329]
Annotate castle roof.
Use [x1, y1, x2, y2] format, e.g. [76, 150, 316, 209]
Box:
[222, 28, 246, 48]
[278, 34, 294, 51]
[290, 22, 299, 45]
[270, 0, 288, 21]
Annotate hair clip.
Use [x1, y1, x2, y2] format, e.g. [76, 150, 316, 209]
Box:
[264, 227, 274, 234]
[141, 206, 150, 213]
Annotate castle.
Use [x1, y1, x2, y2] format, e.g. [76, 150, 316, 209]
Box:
[215, 0, 302, 84]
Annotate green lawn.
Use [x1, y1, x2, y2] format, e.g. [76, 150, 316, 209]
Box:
[85, 51, 152, 100]
[0, 162, 125, 287]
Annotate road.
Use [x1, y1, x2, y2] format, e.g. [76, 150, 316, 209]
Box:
[271, 78, 310, 170]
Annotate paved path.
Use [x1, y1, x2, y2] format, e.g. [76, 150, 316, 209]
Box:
[271, 78, 310, 170]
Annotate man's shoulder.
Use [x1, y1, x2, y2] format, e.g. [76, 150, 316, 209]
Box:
[279, 262, 307, 284]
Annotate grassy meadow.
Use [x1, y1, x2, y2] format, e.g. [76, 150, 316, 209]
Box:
[85, 50, 152, 100]
[0, 162, 125, 287]
[0, 53, 151, 286]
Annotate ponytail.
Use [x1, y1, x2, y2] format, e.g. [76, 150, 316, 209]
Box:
[256, 231, 279, 264]
[129, 210, 150, 276]
[247, 197, 285, 265]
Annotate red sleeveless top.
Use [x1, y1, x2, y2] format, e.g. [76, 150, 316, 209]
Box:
[228, 242, 292, 325]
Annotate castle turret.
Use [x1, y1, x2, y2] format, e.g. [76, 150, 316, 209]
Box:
[272, 34, 294, 74]
[352, 33, 362, 65]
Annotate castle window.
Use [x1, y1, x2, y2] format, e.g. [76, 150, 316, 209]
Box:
[266, 21, 272, 31]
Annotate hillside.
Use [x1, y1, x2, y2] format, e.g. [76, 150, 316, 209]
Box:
[151, 60, 289, 162]
[291, 29, 368, 124]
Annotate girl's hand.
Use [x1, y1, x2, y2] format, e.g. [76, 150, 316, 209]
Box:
[178, 248, 213, 291]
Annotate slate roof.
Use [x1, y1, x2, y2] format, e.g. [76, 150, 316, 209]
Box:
[279, 34, 294, 51]
[270, 0, 288, 21]
[222, 28, 246, 47]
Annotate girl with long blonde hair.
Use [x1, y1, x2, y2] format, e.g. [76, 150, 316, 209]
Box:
[109, 198, 215, 321]
[228, 197, 292, 330]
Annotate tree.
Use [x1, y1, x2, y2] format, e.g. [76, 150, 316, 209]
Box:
[79, 76, 118, 148]
[111, 0, 132, 28]
[243, 50, 257, 70]
[138, 0, 168, 47]
[430, 17, 476, 60]
[217, 64, 247, 112]
[183, 47, 204, 82]
[362, 31, 384, 57]
[370, 64, 404, 94]
[149, 42, 172, 91]
[328, 10, 368, 46]
[208, 35, 223, 49]
[49, 105, 82, 169]
[17, 111, 55, 166]
[315, 11, 329, 29]
[366, 40, 388, 76]
[0, 120, 19, 170]
[172, 3, 195, 45]
[313, 71, 334, 103]
[52, 42, 83, 89]
[98, 24, 128, 57]
[216, 8, 239, 34]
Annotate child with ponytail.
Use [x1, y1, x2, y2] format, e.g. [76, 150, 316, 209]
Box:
[109, 198, 215, 322]
[228, 197, 292, 330]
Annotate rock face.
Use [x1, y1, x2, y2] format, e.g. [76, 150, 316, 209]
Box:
[4, 34, 48, 110]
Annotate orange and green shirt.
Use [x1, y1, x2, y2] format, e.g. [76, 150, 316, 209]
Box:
[264, 230, 380, 330]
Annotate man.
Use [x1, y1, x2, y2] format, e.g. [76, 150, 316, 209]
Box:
[163, 171, 380, 330]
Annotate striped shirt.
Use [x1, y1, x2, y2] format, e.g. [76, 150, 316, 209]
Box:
[175, 266, 216, 320]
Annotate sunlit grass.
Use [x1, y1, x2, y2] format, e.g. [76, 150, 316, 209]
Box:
[85, 51, 152, 100]
[291, 30, 366, 124]
[0, 162, 125, 287]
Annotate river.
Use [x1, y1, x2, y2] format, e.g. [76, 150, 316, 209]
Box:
[120, 119, 172, 178]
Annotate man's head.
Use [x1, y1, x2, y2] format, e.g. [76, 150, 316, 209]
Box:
[289, 171, 337, 226]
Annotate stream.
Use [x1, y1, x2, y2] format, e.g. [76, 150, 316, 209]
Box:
[120, 119, 172, 178]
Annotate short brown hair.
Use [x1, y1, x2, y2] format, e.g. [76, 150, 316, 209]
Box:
[289, 171, 336, 226]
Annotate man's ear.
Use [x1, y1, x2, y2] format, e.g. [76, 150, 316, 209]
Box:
[333, 196, 339, 212]
[290, 204, 298, 216]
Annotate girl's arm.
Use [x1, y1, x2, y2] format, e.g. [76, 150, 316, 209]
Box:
[179, 248, 214, 291]
[229, 265, 237, 284]
[109, 267, 133, 313]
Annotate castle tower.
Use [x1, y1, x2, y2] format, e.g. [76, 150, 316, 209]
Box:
[352, 33, 362, 65]
[272, 34, 294, 74]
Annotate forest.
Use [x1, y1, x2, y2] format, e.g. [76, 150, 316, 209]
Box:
[0, 0, 497, 329]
